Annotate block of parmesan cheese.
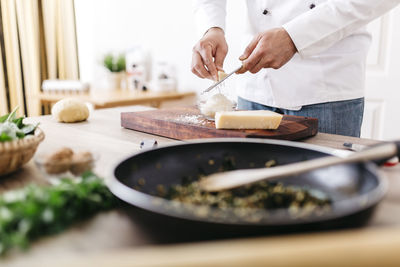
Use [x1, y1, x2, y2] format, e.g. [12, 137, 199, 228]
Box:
[215, 110, 283, 130]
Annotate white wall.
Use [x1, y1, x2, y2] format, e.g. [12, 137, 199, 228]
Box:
[363, 7, 400, 140]
[75, 0, 247, 92]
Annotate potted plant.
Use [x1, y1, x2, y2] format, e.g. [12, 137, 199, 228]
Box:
[103, 53, 126, 89]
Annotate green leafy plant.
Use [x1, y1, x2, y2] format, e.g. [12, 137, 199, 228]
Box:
[0, 107, 39, 142]
[0, 171, 119, 255]
[103, 53, 126, 72]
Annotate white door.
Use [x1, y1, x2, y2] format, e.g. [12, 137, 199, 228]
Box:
[362, 6, 400, 141]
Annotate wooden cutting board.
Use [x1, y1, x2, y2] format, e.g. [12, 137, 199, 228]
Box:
[121, 107, 318, 141]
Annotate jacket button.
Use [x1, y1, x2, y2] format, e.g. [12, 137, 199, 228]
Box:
[310, 3, 316, 9]
[263, 9, 269, 15]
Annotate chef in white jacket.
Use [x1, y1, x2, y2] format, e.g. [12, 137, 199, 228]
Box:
[192, 0, 399, 137]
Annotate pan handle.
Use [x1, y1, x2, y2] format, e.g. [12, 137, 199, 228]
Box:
[372, 141, 400, 166]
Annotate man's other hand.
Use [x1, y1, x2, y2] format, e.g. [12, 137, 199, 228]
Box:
[237, 28, 297, 74]
[191, 27, 228, 81]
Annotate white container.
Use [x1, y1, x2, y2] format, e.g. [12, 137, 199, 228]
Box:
[153, 61, 177, 92]
[126, 46, 150, 91]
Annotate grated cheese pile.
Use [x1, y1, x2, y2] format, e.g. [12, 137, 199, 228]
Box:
[199, 93, 234, 119]
[175, 115, 206, 125]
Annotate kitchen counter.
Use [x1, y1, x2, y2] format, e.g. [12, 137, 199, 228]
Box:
[2, 106, 400, 267]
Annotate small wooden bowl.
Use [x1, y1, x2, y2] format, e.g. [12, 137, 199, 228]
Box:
[0, 127, 45, 176]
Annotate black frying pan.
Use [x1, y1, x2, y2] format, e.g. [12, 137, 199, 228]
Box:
[109, 139, 397, 241]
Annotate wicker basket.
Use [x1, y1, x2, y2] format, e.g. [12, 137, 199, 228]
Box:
[0, 127, 45, 176]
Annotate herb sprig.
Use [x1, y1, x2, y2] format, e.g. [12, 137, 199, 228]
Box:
[0, 172, 119, 255]
[0, 107, 38, 142]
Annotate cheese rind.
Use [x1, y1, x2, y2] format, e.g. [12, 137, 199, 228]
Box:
[215, 110, 283, 130]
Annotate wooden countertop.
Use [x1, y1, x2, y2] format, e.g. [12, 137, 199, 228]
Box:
[2, 106, 400, 267]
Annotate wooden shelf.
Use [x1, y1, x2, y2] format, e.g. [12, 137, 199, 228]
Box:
[36, 90, 196, 113]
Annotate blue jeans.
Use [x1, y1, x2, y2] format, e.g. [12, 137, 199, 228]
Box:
[237, 97, 364, 137]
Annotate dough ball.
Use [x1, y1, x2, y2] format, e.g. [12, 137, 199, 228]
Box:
[52, 98, 89, 123]
[200, 93, 234, 118]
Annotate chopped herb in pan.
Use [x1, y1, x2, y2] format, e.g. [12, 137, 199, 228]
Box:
[164, 180, 331, 220]
[160, 156, 331, 221]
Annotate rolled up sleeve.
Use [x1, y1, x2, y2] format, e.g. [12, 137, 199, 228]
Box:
[193, 0, 227, 38]
[283, 0, 400, 57]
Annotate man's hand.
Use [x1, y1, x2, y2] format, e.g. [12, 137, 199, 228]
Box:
[237, 28, 297, 74]
[191, 27, 228, 81]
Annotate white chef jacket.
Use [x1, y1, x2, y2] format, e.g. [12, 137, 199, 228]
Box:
[194, 0, 399, 110]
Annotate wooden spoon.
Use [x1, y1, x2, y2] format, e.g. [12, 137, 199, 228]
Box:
[199, 142, 398, 192]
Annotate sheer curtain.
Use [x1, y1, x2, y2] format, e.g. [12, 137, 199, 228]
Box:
[0, 0, 79, 116]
